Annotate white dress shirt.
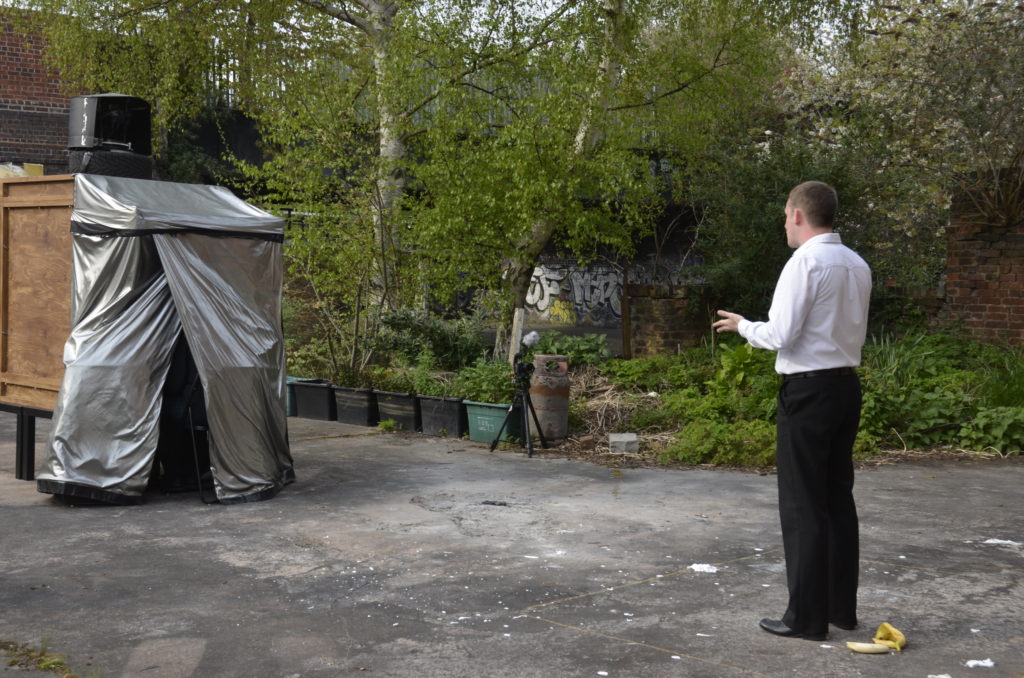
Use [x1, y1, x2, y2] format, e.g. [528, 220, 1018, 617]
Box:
[738, 232, 871, 375]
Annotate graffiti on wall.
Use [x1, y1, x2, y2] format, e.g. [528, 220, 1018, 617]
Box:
[626, 252, 701, 286]
[525, 265, 622, 326]
[524, 251, 700, 327]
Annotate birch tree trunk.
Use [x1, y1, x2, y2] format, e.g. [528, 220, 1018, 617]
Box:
[501, 0, 624, 361]
[370, 1, 404, 310]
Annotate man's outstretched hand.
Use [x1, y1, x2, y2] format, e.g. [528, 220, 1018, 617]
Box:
[712, 310, 743, 334]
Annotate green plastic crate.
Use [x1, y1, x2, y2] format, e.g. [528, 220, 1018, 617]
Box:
[464, 400, 524, 443]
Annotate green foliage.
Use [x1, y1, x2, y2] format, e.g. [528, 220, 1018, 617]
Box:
[366, 367, 415, 394]
[601, 348, 716, 393]
[370, 309, 487, 371]
[603, 341, 778, 446]
[452, 359, 516, 404]
[0, 639, 84, 677]
[858, 333, 981, 449]
[406, 353, 455, 397]
[703, 343, 779, 423]
[282, 207, 383, 383]
[867, 288, 932, 336]
[958, 407, 1024, 457]
[712, 343, 773, 390]
[624, 394, 684, 432]
[587, 331, 1024, 465]
[660, 419, 776, 466]
[842, 332, 1024, 454]
[285, 336, 339, 384]
[26, 0, 889, 376]
[377, 419, 401, 433]
[525, 332, 611, 368]
[845, 1, 1024, 231]
[973, 345, 1024, 408]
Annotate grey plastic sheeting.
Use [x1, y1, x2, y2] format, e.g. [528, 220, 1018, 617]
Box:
[71, 173, 283, 235]
[37, 174, 292, 503]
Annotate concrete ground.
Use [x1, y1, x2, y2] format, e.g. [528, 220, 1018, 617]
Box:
[1, 413, 1022, 678]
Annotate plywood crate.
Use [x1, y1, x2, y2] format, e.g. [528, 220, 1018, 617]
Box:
[0, 175, 74, 411]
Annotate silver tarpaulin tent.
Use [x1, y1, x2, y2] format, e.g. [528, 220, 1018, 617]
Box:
[36, 174, 293, 504]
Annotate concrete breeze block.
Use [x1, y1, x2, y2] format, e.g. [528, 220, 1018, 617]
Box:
[609, 432, 639, 454]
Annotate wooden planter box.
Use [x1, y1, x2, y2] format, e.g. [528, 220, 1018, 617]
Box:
[334, 386, 378, 426]
[0, 176, 74, 412]
[417, 395, 466, 438]
[373, 390, 420, 431]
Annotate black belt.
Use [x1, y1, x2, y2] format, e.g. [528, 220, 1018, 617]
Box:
[782, 367, 856, 381]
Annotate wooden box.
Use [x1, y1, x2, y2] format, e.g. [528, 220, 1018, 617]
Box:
[0, 175, 74, 411]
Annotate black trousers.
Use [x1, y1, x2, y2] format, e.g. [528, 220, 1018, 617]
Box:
[776, 373, 861, 635]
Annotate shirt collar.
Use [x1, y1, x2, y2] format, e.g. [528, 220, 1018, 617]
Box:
[798, 231, 841, 250]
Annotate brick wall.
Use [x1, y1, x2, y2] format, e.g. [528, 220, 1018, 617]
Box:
[622, 284, 712, 358]
[944, 210, 1024, 344]
[0, 12, 70, 173]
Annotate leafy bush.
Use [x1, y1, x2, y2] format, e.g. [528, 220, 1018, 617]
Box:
[973, 345, 1024, 408]
[526, 331, 612, 367]
[624, 398, 681, 432]
[598, 330, 1024, 464]
[601, 348, 716, 392]
[366, 366, 415, 393]
[286, 336, 340, 383]
[704, 343, 778, 422]
[452, 358, 516, 404]
[958, 407, 1024, 456]
[407, 352, 456, 397]
[660, 419, 776, 466]
[370, 309, 487, 371]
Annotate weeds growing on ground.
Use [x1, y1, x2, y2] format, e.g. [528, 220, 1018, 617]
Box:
[569, 332, 1024, 466]
[0, 640, 94, 677]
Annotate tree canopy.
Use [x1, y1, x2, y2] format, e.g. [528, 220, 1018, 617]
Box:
[26, 0, 1018, 369]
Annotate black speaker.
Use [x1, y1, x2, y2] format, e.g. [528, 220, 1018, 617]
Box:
[68, 94, 151, 154]
[68, 94, 154, 178]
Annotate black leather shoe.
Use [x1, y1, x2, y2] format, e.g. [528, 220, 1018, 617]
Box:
[758, 618, 827, 641]
[831, 620, 858, 631]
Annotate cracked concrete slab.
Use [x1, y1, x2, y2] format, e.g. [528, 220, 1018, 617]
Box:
[1, 414, 1022, 677]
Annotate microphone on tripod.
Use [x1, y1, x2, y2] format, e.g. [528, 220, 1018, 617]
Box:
[490, 331, 548, 457]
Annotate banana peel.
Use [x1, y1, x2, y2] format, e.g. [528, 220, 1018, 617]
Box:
[873, 622, 907, 651]
[846, 623, 907, 654]
[845, 641, 891, 654]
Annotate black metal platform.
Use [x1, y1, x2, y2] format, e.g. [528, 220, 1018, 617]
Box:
[0, 403, 52, 481]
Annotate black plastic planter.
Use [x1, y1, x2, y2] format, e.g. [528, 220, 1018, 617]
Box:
[417, 395, 467, 438]
[334, 387, 379, 427]
[291, 379, 337, 420]
[374, 390, 421, 431]
[286, 377, 300, 416]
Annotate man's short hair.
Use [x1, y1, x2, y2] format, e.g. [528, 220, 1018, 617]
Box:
[789, 181, 838, 229]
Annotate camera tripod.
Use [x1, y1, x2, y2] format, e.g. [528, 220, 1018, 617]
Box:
[489, 356, 548, 458]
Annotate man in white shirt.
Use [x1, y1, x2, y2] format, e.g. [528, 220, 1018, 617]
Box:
[712, 181, 871, 641]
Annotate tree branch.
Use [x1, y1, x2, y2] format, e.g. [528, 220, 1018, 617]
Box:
[399, 1, 577, 123]
[297, 0, 372, 34]
[608, 42, 735, 112]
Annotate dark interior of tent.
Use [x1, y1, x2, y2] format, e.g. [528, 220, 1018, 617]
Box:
[151, 332, 212, 499]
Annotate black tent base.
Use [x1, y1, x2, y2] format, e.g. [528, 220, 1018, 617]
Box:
[217, 468, 296, 505]
[218, 482, 282, 505]
[37, 471, 295, 506]
[37, 479, 142, 505]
